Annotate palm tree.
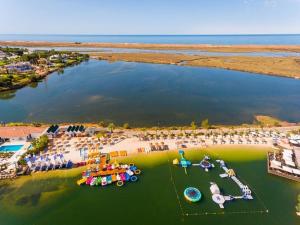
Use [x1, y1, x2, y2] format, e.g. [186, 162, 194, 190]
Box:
[108, 123, 116, 133]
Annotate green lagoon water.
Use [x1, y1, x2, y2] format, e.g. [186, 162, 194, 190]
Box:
[1, 60, 300, 126]
[0, 147, 299, 225]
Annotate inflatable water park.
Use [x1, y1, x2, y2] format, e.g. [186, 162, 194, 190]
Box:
[77, 154, 141, 187]
[172, 150, 191, 174]
[192, 155, 215, 172]
[172, 150, 253, 208]
[209, 160, 253, 208]
[184, 187, 202, 202]
[173, 150, 214, 174]
[217, 160, 253, 200]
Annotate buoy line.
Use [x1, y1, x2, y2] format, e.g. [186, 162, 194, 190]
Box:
[166, 151, 185, 218]
[185, 209, 269, 217]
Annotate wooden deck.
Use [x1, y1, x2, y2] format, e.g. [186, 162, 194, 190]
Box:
[267, 152, 300, 182]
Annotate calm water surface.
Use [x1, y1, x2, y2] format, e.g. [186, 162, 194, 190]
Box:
[0, 148, 299, 225]
[20, 46, 300, 57]
[1, 60, 300, 126]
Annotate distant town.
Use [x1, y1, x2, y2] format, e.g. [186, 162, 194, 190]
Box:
[0, 47, 89, 91]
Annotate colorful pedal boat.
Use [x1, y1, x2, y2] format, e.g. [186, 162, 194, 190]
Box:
[126, 169, 134, 176]
[111, 174, 117, 182]
[125, 173, 130, 181]
[90, 177, 97, 186]
[116, 174, 121, 181]
[106, 175, 112, 184]
[120, 173, 126, 181]
[130, 166, 137, 171]
[101, 177, 107, 186]
[96, 177, 102, 185]
[77, 177, 87, 186]
[86, 177, 93, 185]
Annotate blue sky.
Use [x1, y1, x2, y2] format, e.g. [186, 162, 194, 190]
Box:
[1, 0, 300, 34]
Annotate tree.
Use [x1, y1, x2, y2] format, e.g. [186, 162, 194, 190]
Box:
[201, 119, 210, 129]
[98, 120, 107, 127]
[190, 121, 197, 130]
[108, 123, 116, 132]
[96, 132, 106, 139]
[31, 135, 49, 154]
[123, 123, 130, 129]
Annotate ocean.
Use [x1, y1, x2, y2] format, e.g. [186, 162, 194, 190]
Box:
[0, 34, 300, 45]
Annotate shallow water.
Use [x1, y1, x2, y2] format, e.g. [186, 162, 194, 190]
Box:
[1, 60, 300, 126]
[0, 147, 299, 225]
[21, 46, 300, 57]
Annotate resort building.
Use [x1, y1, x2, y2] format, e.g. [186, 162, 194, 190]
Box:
[5, 62, 34, 73]
[0, 126, 45, 142]
[268, 148, 300, 182]
[45, 125, 60, 138]
[49, 54, 68, 62]
[0, 50, 6, 60]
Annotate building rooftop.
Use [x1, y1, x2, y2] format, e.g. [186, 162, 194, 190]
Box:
[0, 126, 46, 138]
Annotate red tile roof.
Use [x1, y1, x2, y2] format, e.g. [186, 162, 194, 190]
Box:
[0, 126, 46, 138]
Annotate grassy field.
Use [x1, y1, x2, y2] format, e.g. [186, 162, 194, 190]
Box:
[0, 146, 299, 225]
[95, 52, 300, 79]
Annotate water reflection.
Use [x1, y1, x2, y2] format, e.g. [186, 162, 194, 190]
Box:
[0, 60, 300, 126]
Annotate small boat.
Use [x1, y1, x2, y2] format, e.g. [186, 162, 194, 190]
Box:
[107, 175, 112, 184]
[90, 177, 97, 186]
[116, 174, 121, 181]
[120, 173, 126, 181]
[126, 169, 134, 176]
[96, 177, 102, 185]
[125, 173, 130, 181]
[111, 174, 117, 182]
[77, 177, 87, 186]
[101, 177, 107, 186]
[86, 177, 93, 185]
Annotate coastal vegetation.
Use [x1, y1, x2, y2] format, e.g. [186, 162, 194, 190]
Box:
[96, 52, 300, 79]
[201, 118, 210, 129]
[123, 123, 130, 129]
[0, 47, 89, 92]
[30, 135, 49, 154]
[1, 41, 300, 53]
[18, 135, 49, 165]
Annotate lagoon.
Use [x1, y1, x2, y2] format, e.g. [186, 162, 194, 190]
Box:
[1, 60, 300, 126]
[0, 147, 299, 225]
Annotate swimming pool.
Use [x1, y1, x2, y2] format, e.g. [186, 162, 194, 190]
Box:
[0, 145, 23, 152]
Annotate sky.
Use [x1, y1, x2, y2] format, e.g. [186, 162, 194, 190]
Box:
[1, 0, 300, 35]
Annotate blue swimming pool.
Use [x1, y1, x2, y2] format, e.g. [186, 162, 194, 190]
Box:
[0, 145, 23, 152]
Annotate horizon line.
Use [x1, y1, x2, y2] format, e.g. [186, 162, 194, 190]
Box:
[1, 33, 300, 36]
